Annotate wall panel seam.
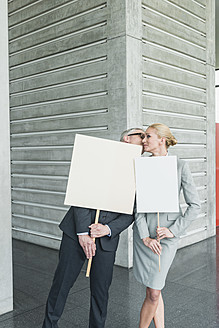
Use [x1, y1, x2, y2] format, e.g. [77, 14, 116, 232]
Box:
[142, 91, 206, 106]
[170, 128, 206, 134]
[11, 126, 108, 137]
[12, 187, 65, 195]
[9, 0, 44, 16]
[191, 0, 206, 9]
[12, 161, 70, 165]
[9, 0, 79, 22]
[142, 4, 206, 36]
[10, 75, 107, 96]
[11, 109, 108, 123]
[142, 22, 206, 50]
[12, 200, 66, 210]
[12, 173, 68, 180]
[10, 91, 108, 110]
[12, 227, 62, 240]
[142, 108, 206, 120]
[10, 4, 107, 41]
[10, 39, 107, 69]
[10, 22, 107, 56]
[13, 213, 59, 225]
[10, 56, 107, 82]
[142, 74, 206, 92]
[142, 40, 206, 64]
[143, 57, 206, 78]
[162, 0, 206, 22]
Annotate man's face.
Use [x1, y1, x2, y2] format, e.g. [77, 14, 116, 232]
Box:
[124, 129, 146, 153]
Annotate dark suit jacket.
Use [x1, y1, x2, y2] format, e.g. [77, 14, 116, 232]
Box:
[59, 206, 134, 251]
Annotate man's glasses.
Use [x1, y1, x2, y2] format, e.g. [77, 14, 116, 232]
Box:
[127, 133, 145, 140]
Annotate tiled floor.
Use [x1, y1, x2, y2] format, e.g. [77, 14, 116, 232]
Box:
[0, 233, 218, 328]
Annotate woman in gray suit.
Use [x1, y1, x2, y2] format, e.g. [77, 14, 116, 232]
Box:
[133, 123, 201, 328]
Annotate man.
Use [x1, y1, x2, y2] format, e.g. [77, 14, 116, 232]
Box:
[42, 128, 145, 328]
[121, 127, 146, 154]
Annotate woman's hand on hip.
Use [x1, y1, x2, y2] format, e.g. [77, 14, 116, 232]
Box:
[157, 227, 174, 240]
[142, 237, 162, 255]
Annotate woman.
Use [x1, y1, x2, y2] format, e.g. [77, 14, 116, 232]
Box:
[133, 123, 201, 328]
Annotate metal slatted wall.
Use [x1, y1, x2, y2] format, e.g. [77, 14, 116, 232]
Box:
[8, 0, 110, 248]
[141, 0, 214, 246]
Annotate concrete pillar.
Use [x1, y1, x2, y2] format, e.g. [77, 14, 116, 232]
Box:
[0, 0, 13, 315]
[107, 0, 142, 267]
[126, 0, 142, 128]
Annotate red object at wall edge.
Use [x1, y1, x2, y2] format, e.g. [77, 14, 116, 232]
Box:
[216, 123, 219, 226]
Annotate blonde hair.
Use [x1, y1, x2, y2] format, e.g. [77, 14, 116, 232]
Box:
[148, 123, 177, 149]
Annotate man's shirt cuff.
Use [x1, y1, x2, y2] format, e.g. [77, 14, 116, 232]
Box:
[77, 232, 89, 236]
[105, 224, 111, 237]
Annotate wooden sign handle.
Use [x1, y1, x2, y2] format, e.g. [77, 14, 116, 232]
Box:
[86, 209, 100, 277]
[157, 212, 161, 272]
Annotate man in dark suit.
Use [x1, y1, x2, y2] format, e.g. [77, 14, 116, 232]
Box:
[42, 128, 145, 328]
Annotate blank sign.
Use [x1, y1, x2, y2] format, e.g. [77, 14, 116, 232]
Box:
[135, 156, 179, 213]
[64, 134, 142, 214]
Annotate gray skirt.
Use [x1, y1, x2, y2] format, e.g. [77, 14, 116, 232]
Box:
[133, 225, 178, 290]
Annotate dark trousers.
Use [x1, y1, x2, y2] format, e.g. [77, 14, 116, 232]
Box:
[42, 233, 116, 328]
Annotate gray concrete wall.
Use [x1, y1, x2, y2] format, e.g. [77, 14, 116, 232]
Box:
[8, 0, 138, 267]
[0, 0, 13, 315]
[141, 0, 215, 248]
[9, 0, 110, 250]
[8, 0, 215, 267]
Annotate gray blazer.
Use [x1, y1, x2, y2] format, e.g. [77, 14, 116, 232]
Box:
[135, 157, 201, 239]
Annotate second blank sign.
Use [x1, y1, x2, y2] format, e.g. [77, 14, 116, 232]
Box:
[135, 156, 179, 213]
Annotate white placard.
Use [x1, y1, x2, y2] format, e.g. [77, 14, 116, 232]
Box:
[135, 156, 179, 213]
[64, 134, 142, 214]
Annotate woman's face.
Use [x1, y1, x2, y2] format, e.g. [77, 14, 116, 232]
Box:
[143, 127, 162, 153]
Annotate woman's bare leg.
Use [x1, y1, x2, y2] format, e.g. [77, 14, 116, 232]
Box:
[153, 293, 164, 328]
[139, 287, 161, 328]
